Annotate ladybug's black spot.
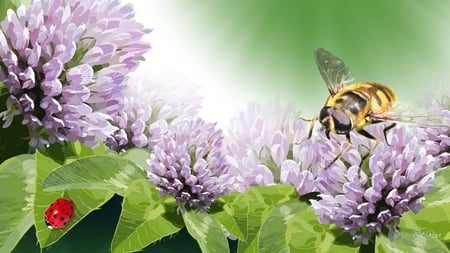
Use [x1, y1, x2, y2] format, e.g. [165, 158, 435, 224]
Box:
[52, 214, 57, 218]
[69, 214, 73, 218]
[59, 217, 64, 221]
[63, 222, 67, 225]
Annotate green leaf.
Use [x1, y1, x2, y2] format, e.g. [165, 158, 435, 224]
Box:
[232, 184, 298, 253]
[212, 193, 245, 241]
[322, 229, 359, 253]
[423, 167, 450, 206]
[34, 151, 114, 248]
[259, 200, 358, 253]
[71, 141, 111, 158]
[376, 228, 449, 253]
[259, 200, 330, 253]
[39, 141, 109, 165]
[121, 148, 150, 171]
[42, 155, 147, 196]
[183, 210, 229, 253]
[111, 179, 184, 253]
[0, 154, 35, 253]
[401, 204, 450, 245]
[258, 200, 305, 253]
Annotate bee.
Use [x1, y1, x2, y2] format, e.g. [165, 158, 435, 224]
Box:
[309, 48, 440, 167]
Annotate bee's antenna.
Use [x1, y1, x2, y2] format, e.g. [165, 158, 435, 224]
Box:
[299, 116, 313, 122]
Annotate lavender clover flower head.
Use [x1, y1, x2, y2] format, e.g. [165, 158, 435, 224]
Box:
[310, 124, 449, 245]
[147, 118, 230, 211]
[225, 101, 317, 192]
[105, 64, 202, 153]
[0, 0, 151, 147]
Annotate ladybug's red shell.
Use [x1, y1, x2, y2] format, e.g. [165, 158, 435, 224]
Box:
[45, 198, 75, 229]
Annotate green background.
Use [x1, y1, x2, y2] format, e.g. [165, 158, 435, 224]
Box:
[139, 0, 450, 121]
[9, 0, 450, 252]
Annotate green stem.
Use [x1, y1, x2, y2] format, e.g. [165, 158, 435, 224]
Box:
[359, 236, 375, 253]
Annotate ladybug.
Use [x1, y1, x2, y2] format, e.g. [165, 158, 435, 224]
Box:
[44, 198, 75, 229]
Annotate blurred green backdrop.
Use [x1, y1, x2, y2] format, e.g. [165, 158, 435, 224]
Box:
[136, 0, 450, 123]
[12, 0, 450, 252]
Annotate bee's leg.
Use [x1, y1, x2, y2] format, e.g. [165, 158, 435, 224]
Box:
[382, 123, 396, 146]
[307, 114, 319, 139]
[296, 114, 318, 145]
[326, 133, 352, 169]
[299, 116, 313, 122]
[357, 128, 380, 156]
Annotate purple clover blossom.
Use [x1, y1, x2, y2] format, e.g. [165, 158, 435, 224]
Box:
[224, 101, 360, 195]
[105, 63, 202, 153]
[310, 123, 449, 245]
[224, 101, 315, 192]
[147, 118, 230, 211]
[0, 0, 151, 147]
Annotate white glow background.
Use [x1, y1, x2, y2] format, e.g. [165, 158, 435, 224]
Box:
[126, 1, 269, 127]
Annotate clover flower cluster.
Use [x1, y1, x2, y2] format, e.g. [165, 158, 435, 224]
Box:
[310, 124, 449, 244]
[0, 0, 150, 147]
[147, 118, 230, 211]
[224, 101, 312, 192]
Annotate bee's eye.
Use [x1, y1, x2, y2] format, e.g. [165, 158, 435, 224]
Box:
[319, 106, 333, 128]
[331, 109, 352, 134]
[319, 106, 352, 134]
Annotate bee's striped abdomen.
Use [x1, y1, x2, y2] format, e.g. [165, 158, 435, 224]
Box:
[357, 82, 397, 114]
[334, 91, 368, 114]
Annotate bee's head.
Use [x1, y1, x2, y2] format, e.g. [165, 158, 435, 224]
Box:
[319, 106, 352, 137]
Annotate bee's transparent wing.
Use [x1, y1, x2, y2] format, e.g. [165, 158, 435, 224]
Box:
[370, 101, 450, 128]
[314, 48, 354, 95]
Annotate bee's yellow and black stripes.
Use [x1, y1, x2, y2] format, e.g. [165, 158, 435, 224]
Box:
[324, 82, 397, 131]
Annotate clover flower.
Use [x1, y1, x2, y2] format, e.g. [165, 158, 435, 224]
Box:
[224, 101, 315, 192]
[0, 0, 150, 147]
[310, 123, 449, 245]
[105, 64, 202, 153]
[224, 100, 348, 194]
[147, 118, 230, 211]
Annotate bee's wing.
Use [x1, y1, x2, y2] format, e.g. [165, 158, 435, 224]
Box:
[369, 101, 450, 128]
[314, 48, 354, 95]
